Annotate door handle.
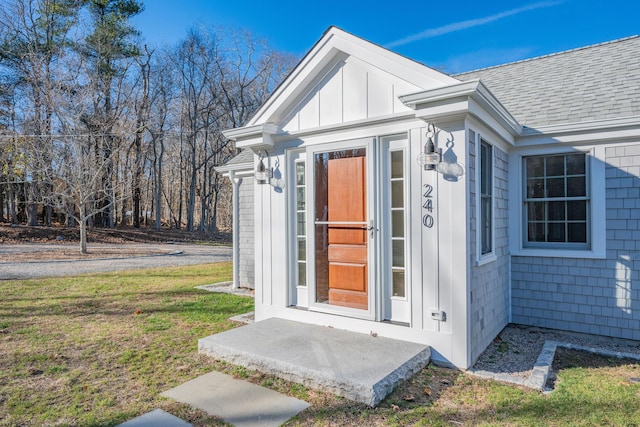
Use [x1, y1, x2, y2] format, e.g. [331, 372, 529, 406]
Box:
[367, 220, 375, 238]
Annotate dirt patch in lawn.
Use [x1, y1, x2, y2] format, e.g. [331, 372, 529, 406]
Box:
[553, 348, 640, 370]
[0, 224, 229, 245]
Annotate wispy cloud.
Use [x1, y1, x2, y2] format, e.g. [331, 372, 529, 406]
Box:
[444, 47, 535, 74]
[385, 1, 563, 48]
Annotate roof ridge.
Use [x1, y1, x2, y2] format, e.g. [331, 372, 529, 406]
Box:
[454, 35, 639, 76]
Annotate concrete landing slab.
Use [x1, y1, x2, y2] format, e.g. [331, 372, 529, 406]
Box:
[117, 409, 191, 427]
[198, 318, 431, 406]
[161, 371, 309, 427]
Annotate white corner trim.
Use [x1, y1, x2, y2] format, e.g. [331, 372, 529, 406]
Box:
[229, 171, 241, 289]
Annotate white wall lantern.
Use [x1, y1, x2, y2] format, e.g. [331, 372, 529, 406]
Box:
[416, 123, 441, 171]
[416, 123, 465, 181]
[255, 150, 273, 185]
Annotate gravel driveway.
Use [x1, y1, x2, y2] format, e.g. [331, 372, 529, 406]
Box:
[0, 243, 232, 280]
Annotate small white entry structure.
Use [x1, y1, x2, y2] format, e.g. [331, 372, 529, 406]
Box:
[221, 27, 640, 368]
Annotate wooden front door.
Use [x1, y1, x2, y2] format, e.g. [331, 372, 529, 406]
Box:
[326, 156, 368, 310]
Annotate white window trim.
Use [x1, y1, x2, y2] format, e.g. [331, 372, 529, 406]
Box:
[380, 134, 412, 325]
[286, 149, 308, 307]
[508, 146, 606, 259]
[475, 133, 496, 266]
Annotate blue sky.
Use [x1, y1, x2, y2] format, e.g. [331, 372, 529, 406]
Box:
[132, 0, 639, 74]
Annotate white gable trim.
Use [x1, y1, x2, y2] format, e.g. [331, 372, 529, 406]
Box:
[245, 26, 459, 128]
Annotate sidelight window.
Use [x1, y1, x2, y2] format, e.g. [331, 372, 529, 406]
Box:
[295, 160, 307, 286]
[390, 149, 406, 297]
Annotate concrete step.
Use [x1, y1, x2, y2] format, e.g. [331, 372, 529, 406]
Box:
[199, 318, 430, 407]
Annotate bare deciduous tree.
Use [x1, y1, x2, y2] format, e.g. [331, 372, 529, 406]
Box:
[0, 0, 296, 248]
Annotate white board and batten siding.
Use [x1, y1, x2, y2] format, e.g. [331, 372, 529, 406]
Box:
[281, 56, 420, 133]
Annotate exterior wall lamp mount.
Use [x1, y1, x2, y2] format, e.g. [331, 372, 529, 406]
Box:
[417, 123, 441, 171]
[255, 150, 273, 185]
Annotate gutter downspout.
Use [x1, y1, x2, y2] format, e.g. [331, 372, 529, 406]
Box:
[230, 171, 241, 289]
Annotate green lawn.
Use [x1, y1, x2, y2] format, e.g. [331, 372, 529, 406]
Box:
[0, 262, 250, 426]
[1, 263, 639, 426]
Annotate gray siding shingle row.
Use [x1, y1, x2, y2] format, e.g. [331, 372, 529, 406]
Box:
[238, 177, 255, 288]
[468, 132, 511, 363]
[512, 144, 640, 340]
[455, 37, 640, 128]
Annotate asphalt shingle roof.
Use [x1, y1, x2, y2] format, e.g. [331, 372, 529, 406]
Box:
[454, 36, 640, 128]
[216, 149, 254, 172]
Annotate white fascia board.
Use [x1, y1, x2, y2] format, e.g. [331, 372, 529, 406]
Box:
[215, 162, 254, 175]
[400, 79, 522, 144]
[517, 115, 640, 147]
[399, 80, 481, 108]
[412, 97, 471, 123]
[272, 111, 418, 143]
[222, 123, 279, 150]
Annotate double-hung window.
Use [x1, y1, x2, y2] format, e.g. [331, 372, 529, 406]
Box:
[523, 153, 589, 248]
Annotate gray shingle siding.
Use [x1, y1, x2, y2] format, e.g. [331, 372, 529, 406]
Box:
[512, 144, 640, 340]
[455, 37, 640, 128]
[238, 177, 255, 288]
[468, 130, 511, 363]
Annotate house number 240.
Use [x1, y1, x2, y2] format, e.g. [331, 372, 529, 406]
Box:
[422, 184, 434, 228]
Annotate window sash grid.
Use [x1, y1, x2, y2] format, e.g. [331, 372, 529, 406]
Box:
[523, 153, 589, 247]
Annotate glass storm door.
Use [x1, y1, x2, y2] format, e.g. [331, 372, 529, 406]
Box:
[311, 143, 372, 314]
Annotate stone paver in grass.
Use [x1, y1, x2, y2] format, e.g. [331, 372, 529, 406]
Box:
[117, 409, 192, 427]
[161, 371, 309, 427]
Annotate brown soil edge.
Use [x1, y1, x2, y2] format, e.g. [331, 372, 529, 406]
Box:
[0, 224, 230, 245]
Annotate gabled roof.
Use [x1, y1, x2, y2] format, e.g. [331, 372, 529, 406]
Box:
[244, 26, 459, 128]
[455, 36, 640, 128]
